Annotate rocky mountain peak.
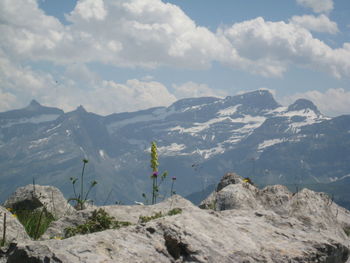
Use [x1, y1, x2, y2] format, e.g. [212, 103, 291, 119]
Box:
[288, 98, 320, 114]
[25, 99, 43, 111]
[225, 90, 280, 110]
[76, 105, 87, 113]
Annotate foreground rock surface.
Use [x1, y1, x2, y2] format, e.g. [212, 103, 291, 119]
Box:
[1, 174, 350, 262]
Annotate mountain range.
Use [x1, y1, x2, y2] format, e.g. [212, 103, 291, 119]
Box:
[0, 90, 349, 209]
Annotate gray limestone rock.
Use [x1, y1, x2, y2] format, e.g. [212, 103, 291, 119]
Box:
[41, 195, 192, 240]
[4, 195, 350, 263]
[0, 206, 30, 245]
[4, 184, 75, 220]
[1, 177, 350, 263]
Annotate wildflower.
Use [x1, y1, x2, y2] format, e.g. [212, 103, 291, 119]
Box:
[172, 177, 176, 181]
[152, 171, 158, 178]
[12, 214, 17, 218]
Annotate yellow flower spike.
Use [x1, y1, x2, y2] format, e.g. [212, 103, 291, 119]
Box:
[12, 214, 17, 218]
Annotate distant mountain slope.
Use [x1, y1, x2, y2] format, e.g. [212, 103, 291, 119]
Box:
[0, 90, 349, 209]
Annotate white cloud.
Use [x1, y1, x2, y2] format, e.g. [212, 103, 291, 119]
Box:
[95, 79, 177, 115]
[172, 82, 227, 99]
[1, 0, 350, 116]
[0, 48, 176, 115]
[296, 0, 333, 13]
[70, 0, 107, 21]
[1, 0, 350, 79]
[280, 88, 350, 116]
[1, 0, 226, 69]
[221, 17, 350, 78]
[290, 14, 338, 34]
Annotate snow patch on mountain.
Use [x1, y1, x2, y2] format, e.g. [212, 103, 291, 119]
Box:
[157, 143, 187, 156]
[168, 117, 229, 135]
[265, 106, 287, 115]
[285, 109, 327, 133]
[169, 115, 266, 136]
[29, 133, 58, 149]
[106, 108, 178, 133]
[46, 124, 62, 133]
[182, 104, 207, 112]
[258, 138, 285, 150]
[2, 114, 61, 128]
[192, 145, 225, 159]
[217, 105, 241, 116]
[329, 174, 350, 182]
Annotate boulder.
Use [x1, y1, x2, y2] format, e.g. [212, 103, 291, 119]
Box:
[4, 185, 75, 220]
[0, 206, 30, 245]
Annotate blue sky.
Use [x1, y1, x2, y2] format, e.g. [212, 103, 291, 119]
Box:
[0, 0, 349, 116]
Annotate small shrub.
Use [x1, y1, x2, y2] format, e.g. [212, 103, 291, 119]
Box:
[64, 208, 131, 238]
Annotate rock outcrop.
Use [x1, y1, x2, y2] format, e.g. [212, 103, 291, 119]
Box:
[4, 184, 75, 219]
[1, 175, 350, 262]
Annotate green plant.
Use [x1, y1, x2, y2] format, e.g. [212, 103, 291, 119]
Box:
[167, 208, 182, 216]
[64, 208, 131, 238]
[139, 211, 163, 223]
[68, 159, 97, 210]
[146, 141, 168, 205]
[15, 208, 55, 239]
[138, 208, 182, 223]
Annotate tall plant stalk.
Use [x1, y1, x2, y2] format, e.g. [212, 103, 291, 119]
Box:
[80, 159, 88, 210]
[150, 141, 159, 205]
[1, 213, 6, 246]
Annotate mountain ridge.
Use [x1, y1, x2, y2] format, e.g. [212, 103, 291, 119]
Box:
[0, 90, 349, 209]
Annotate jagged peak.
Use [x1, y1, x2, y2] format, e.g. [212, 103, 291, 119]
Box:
[25, 99, 42, 110]
[76, 105, 87, 113]
[29, 99, 41, 106]
[288, 99, 320, 114]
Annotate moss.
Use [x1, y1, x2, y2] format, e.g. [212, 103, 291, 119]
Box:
[64, 208, 131, 238]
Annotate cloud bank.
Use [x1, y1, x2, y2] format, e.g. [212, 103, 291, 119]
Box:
[0, 0, 349, 115]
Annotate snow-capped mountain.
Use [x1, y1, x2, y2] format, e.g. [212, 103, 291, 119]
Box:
[0, 90, 349, 208]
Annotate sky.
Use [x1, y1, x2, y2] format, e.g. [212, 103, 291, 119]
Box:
[0, 0, 349, 116]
